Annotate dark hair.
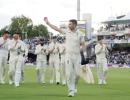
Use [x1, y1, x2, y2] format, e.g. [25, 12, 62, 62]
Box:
[69, 19, 77, 26]
[97, 36, 103, 41]
[13, 32, 21, 35]
[3, 31, 9, 35]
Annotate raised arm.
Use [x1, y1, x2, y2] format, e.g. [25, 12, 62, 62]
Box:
[44, 17, 64, 34]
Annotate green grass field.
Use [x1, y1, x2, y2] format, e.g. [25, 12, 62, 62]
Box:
[0, 66, 130, 100]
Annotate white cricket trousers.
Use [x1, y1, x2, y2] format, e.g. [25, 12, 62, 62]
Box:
[65, 54, 80, 92]
[96, 59, 108, 82]
[9, 55, 24, 86]
[0, 56, 7, 83]
[60, 54, 66, 84]
[49, 54, 60, 83]
[36, 61, 47, 83]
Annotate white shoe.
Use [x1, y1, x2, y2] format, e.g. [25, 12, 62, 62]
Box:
[9, 81, 13, 85]
[103, 80, 107, 84]
[62, 81, 66, 86]
[15, 83, 20, 87]
[62, 83, 66, 86]
[98, 80, 103, 85]
[74, 89, 77, 93]
[68, 91, 74, 97]
[0, 80, 5, 84]
[42, 81, 46, 84]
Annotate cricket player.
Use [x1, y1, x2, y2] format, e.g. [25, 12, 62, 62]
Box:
[35, 41, 48, 84]
[44, 18, 85, 97]
[9, 33, 28, 87]
[48, 38, 60, 84]
[0, 31, 10, 84]
[59, 40, 66, 85]
[19, 36, 28, 83]
[95, 38, 108, 85]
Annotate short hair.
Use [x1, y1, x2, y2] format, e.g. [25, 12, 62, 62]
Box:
[3, 31, 9, 35]
[97, 36, 103, 41]
[13, 32, 21, 35]
[69, 19, 77, 26]
[13, 32, 22, 38]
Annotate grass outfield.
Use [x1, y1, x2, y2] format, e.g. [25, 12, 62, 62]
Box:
[0, 66, 130, 100]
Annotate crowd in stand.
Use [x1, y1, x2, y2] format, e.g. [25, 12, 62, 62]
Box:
[107, 50, 130, 66]
[99, 24, 130, 32]
[24, 37, 129, 67]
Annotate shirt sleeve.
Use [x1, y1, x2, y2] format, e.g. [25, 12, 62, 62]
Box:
[48, 42, 54, 51]
[44, 45, 49, 54]
[95, 44, 101, 54]
[35, 45, 40, 54]
[8, 40, 14, 50]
